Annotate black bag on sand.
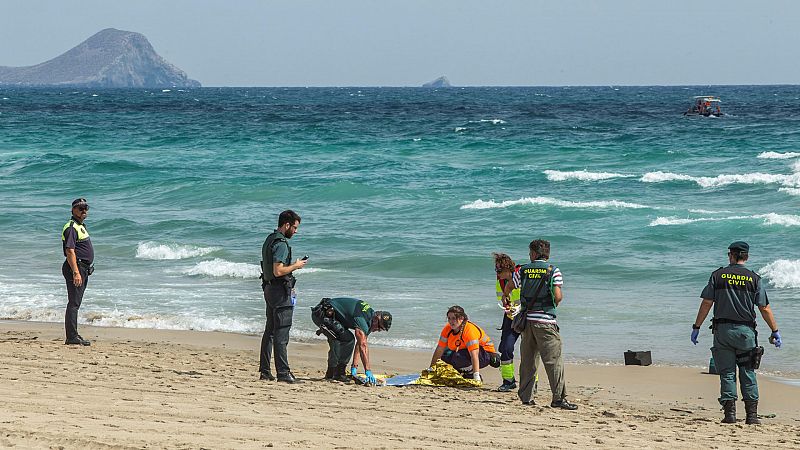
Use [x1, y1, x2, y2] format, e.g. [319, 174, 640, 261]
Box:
[511, 266, 553, 334]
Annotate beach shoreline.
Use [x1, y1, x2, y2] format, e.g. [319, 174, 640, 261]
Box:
[1, 319, 799, 449]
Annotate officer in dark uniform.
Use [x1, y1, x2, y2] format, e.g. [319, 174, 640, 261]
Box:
[314, 297, 392, 385]
[259, 210, 307, 383]
[692, 241, 781, 424]
[61, 198, 94, 346]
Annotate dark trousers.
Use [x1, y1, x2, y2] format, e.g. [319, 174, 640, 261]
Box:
[62, 261, 89, 340]
[259, 284, 293, 376]
[327, 329, 356, 368]
[499, 314, 520, 363]
[442, 347, 492, 373]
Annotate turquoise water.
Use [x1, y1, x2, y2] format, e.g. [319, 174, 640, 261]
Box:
[1, 86, 799, 373]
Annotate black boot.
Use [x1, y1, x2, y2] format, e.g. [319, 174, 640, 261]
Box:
[333, 364, 351, 383]
[324, 366, 336, 380]
[721, 400, 736, 424]
[744, 400, 761, 425]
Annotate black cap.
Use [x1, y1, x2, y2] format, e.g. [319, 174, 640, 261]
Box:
[376, 311, 392, 331]
[71, 198, 88, 208]
[728, 241, 749, 252]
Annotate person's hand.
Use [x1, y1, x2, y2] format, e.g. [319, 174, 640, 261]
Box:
[365, 370, 377, 385]
[73, 272, 83, 287]
[690, 327, 700, 345]
[294, 258, 308, 270]
[770, 330, 782, 348]
[350, 367, 358, 378]
[473, 372, 483, 384]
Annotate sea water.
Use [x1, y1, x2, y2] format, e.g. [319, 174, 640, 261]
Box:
[1, 86, 798, 374]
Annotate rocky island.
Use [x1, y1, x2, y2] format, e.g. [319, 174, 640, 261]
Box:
[0, 28, 200, 88]
[422, 76, 452, 88]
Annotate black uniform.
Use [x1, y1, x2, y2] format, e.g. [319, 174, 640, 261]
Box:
[61, 216, 94, 341]
[259, 230, 295, 377]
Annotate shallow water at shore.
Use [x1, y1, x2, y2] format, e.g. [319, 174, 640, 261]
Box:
[1, 86, 798, 372]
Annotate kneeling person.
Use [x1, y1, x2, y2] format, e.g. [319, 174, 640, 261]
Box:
[430, 305, 499, 384]
[313, 297, 392, 384]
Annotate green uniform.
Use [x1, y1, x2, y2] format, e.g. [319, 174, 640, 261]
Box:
[701, 264, 769, 404]
[326, 297, 375, 369]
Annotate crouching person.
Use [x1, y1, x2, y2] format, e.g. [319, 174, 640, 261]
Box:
[429, 305, 500, 385]
[311, 297, 392, 385]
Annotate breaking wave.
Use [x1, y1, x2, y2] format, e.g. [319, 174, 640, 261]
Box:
[641, 171, 800, 188]
[461, 196, 649, 210]
[136, 242, 220, 260]
[543, 170, 632, 182]
[182, 259, 339, 279]
[759, 260, 800, 289]
[757, 151, 800, 159]
[649, 213, 800, 227]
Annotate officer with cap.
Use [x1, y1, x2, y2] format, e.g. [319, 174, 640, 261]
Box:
[692, 241, 781, 424]
[315, 297, 391, 384]
[61, 198, 94, 346]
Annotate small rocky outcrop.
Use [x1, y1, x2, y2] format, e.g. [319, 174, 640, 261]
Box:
[422, 76, 452, 88]
[0, 28, 200, 88]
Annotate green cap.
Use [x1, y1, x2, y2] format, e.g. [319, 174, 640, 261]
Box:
[728, 241, 749, 252]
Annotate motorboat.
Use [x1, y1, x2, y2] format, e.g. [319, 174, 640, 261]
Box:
[684, 96, 723, 117]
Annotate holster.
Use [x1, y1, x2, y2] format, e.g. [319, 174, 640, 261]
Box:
[736, 346, 764, 370]
[311, 298, 345, 340]
[78, 259, 94, 276]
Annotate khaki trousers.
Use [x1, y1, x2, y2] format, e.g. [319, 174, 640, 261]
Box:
[518, 322, 566, 403]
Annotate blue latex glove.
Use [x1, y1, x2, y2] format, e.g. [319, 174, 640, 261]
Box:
[350, 367, 358, 378]
[365, 370, 377, 385]
[691, 328, 699, 345]
[770, 330, 782, 348]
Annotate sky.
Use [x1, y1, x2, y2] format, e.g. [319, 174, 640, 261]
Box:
[1, 1, 798, 87]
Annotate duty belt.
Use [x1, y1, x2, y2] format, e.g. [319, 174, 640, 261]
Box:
[712, 318, 756, 329]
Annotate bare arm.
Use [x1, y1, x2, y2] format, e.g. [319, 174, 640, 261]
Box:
[758, 304, 779, 332]
[693, 298, 714, 328]
[430, 345, 446, 368]
[552, 285, 563, 306]
[469, 348, 481, 376]
[354, 328, 370, 371]
[272, 259, 306, 278]
[66, 248, 82, 287]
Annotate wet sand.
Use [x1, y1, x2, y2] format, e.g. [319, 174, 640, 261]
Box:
[1, 320, 799, 449]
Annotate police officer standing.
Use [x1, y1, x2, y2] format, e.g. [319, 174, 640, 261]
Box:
[692, 241, 781, 424]
[259, 210, 306, 383]
[62, 198, 94, 346]
[515, 239, 578, 410]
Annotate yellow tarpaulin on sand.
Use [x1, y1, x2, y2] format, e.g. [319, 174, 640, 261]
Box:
[414, 360, 482, 388]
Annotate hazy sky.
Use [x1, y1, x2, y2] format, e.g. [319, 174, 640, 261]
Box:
[2, 1, 798, 86]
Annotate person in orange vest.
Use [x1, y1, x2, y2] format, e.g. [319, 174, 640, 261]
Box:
[429, 305, 500, 384]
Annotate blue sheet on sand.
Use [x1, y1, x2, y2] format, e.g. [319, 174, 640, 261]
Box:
[383, 374, 421, 386]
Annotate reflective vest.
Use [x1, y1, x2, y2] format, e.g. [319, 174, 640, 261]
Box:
[496, 278, 521, 319]
[61, 219, 90, 242]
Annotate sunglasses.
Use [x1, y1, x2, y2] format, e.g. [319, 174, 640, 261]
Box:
[77, 206, 89, 212]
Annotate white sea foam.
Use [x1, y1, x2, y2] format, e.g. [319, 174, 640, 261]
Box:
[470, 119, 506, 124]
[182, 259, 337, 278]
[544, 170, 632, 182]
[792, 160, 800, 173]
[759, 260, 800, 288]
[757, 151, 800, 159]
[454, 127, 467, 132]
[641, 171, 800, 188]
[779, 187, 800, 196]
[649, 213, 800, 227]
[136, 242, 219, 260]
[461, 196, 648, 210]
[183, 259, 261, 278]
[640, 171, 697, 183]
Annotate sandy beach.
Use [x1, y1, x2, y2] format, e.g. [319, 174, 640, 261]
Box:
[1, 321, 798, 449]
